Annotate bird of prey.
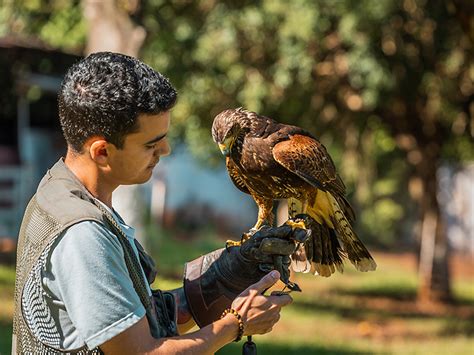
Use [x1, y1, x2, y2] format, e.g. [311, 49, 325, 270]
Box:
[212, 107, 376, 279]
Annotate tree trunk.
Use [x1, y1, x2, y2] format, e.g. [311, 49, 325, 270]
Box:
[416, 148, 452, 303]
[82, 0, 145, 56]
[82, 0, 149, 246]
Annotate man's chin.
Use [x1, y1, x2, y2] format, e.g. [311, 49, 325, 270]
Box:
[122, 170, 154, 185]
[138, 170, 154, 184]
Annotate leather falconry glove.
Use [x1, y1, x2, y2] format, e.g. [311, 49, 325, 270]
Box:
[183, 222, 311, 327]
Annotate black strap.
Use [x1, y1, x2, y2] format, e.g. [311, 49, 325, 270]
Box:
[243, 336, 257, 355]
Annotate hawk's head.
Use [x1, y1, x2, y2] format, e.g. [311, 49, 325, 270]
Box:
[212, 108, 249, 156]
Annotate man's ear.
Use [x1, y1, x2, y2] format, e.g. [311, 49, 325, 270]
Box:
[89, 139, 109, 166]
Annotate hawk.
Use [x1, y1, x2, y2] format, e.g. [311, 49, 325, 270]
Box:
[212, 108, 376, 278]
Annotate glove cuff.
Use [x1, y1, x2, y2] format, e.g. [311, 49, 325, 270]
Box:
[183, 247, 266, 328]
[183, 249, 234, 328]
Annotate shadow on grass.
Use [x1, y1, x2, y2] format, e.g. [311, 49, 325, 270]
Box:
[440, 317, 474, 337]
[334, 285, 417, 301]
[335, 286, 474, 307]
[452, 295, 474, 308]
[217, 341, 374, 355]
[292, 296, 431, 321]
[293, 294, 474, 323]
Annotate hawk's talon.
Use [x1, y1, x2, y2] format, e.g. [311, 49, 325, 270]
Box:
[285, 281, 302, 292]
[274, 281, 302, 295]
[272, 290, 291, 296]
[241, 227, 261, 244]
[226, 229, 254, 249]
[285, 219, 307, 230]
[241, 232, 252, 243]
[225, 239, 242, 250]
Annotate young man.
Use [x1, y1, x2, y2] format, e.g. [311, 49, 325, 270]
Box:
[13, 52, 303, 354]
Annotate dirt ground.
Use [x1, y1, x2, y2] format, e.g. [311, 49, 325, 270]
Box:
[375, 251, 473, 279]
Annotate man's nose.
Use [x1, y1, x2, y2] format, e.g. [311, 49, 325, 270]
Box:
[156, 139, 171, 157]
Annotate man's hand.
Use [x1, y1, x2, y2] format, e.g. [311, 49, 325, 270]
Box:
[230, 270, 292, 336]
[100, 272, 290, 355]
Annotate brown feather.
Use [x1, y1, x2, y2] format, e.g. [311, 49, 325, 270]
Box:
[272, 134, 346, 195]
[226, 157, 250, 194]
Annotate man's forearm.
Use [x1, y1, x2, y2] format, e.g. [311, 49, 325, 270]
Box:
[101, 274, 289, 354]
[100, 312, 240, 354]
[154, 314, 239, 354]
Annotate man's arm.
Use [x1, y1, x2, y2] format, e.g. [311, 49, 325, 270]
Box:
[100, 271, 291, 354]
[100, 313, 237, 355]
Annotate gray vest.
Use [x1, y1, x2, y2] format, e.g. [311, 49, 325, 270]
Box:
[12, 159, 177, 354]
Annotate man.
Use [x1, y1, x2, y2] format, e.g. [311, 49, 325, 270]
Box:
[13, 52, 302, 354]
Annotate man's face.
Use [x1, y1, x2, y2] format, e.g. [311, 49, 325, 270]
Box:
[106, 111, 171, 185]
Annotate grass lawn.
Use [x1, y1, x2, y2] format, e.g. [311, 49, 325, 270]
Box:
[1, 236, 473, 354]
[0, 265, 15, 354]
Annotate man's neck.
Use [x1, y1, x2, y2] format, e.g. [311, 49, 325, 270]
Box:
[64, 150, 116, 208]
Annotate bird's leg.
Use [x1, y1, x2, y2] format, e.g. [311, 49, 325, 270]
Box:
[252, 217, 266, 232]
[245, 197, 274, 241]
[285, 198, 308, 230]
[225, 197, 273, 248]
[250, 211, 274, 233]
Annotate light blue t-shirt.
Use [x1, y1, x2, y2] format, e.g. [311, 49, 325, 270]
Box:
[40, 204, 151, 350]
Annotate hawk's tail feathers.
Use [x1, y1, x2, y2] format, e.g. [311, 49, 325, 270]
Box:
[302, 191, 376, 274]
[325, 192, 377, 272]
[287, 193, 376, 276]
[288, 196, 345, 277]
[307, 222, 344, 277]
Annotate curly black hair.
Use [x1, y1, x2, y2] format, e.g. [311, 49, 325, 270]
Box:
[58, 52, 177, 152]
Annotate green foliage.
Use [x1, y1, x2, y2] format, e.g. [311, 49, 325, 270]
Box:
[3, 0, 472, 247]
[145, 222, 223, 277]
[39, 4, 85, 49]
[139, 0, 472, 247]
[1, 0, 85, 52]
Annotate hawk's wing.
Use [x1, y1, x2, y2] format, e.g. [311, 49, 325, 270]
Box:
[272, 134, 346, 195]
[273, 134, 355, 222]
[226, 157, 250, 195]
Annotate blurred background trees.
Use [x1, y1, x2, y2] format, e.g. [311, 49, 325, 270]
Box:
[1, 0, 472, 303]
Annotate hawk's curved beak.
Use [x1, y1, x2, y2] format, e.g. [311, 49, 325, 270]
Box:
[218, 143, 230, 156]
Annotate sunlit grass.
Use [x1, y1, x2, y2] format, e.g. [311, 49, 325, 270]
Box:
[0, 265, 15, 319]
[146, 224, 224, 278]
[1, 245, 473, 355]
[453, 281, 474, 306]
[151, 276, 181, 291]
[0, 265, 15, 282]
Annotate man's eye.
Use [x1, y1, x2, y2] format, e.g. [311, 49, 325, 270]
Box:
[146, 144, 157, 150]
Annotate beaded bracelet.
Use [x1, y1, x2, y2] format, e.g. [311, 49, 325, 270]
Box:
[220, 308, 245, 342]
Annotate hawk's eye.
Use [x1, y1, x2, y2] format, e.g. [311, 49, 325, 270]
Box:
[223, 136, 233, 147]
[224, 129, 233, 141]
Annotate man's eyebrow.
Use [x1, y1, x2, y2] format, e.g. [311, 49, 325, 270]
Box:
[144, 133, 167, 145]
